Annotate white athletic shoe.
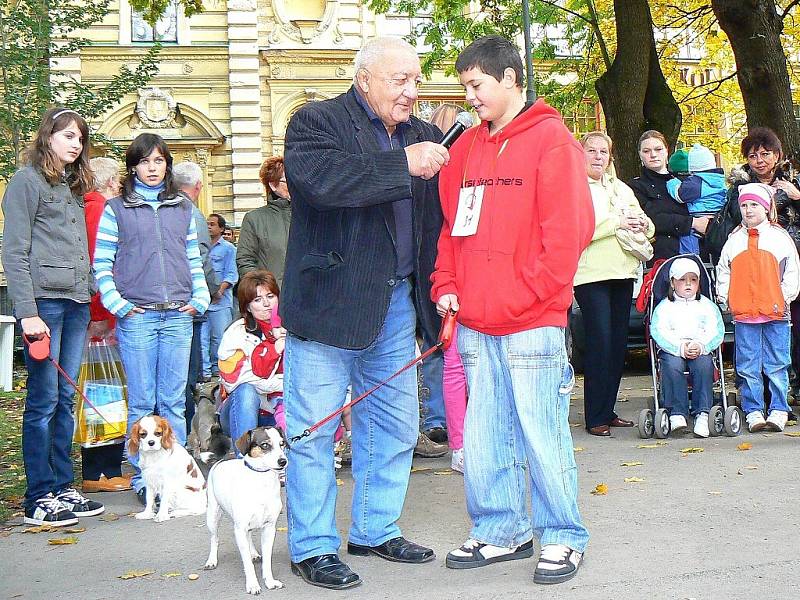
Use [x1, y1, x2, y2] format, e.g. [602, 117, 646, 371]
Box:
[765, 410, 788, 432]
[534, 544, 583, 585]
[693, 412, 709, 438]
[669, 415, 687, 434]
[451, 448, 464, 474]
[746, 411, 767, 433]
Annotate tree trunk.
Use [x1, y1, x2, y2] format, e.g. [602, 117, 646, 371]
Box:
[595, 0, 682, 181]
[711, 0, 800, 157]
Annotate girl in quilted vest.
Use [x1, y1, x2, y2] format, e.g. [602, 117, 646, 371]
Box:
[716, 183, 800, 432]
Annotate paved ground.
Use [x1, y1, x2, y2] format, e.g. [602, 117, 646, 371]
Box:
[2, 369, 799, 600]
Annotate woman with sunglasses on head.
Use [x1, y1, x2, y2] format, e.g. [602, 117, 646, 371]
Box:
[2, 107, 105, 526]
[93, 133, 210, 505]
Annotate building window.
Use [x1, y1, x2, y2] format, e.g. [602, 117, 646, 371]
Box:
[132, 0, 178, 43]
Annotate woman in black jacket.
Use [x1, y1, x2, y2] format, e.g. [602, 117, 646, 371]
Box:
[628, 130, 711, 262]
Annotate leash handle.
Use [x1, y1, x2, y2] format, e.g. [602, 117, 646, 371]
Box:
[438, 309, 458, 351]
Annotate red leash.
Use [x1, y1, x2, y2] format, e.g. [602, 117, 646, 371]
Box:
[290, 310, 457, 443]
[23, 334, 125, 434]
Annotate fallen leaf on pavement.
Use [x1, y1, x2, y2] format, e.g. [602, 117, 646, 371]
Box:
[590, 483, 608, 495]
[570, 423, 582, 428]
[624, 477, 645, 483]
[410, 467, 431, 473]
[434, 470, 453, 475]
[744, 465, 758, 470]
[737, 442, 752, 451]
[63, 527, 85, 534]
[637, 442, 668, 448]
[188, 573, 199, 581]
[23, 525, 56, 533]
[100, 513, 120, 522]
[277, 527, 287, 532]
[784, 432, 800, 437]
[573, 447, 585, 452]
[680, 447, 704, 454]
[119, 570, 155, 580]
[162, 572, 181, 578]
[620, 461, 643, 467]
[336, 479, 343, 486]
[708, 491, 722, 495]
[48, 537, 78, 545]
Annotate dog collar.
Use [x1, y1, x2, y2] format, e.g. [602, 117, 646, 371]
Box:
[243, 459, 275, 473]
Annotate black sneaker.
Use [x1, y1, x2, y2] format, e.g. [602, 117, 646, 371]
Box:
[422, 426, 448, 444]
[24, 493, 78, 526]
[55, 487, 105, 517]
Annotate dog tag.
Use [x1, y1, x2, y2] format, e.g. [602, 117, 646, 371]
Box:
[451, 185, 484, 237]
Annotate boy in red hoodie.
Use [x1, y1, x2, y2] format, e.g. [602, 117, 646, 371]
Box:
[432, 36, 593, 585]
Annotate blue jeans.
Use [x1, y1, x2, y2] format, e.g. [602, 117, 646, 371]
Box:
[219, 383, 278, 454]
[201, 307, 232, 376]
[116, 309, 193, 492]
[658, 352, 713, 417]
[458, 324, 589, 553]
[285, 279, 418, 563]
[419, 338, 446, 431]
[21, 299, 90, 507]
[735, 320, 791, 415]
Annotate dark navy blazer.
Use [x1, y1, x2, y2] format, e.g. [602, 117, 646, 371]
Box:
[282, 86, 443, 350]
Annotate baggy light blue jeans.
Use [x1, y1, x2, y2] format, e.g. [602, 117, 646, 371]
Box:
[284, 279, 418, 563]
[458, 324, 589, 553]
[735, 320, 791, 415]
[116, 309, 193, 493]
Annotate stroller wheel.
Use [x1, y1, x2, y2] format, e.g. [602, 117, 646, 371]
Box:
[638, 408, 654, 438]
[708, 405, 724, 437]
[653, 408, 670, 439]
[724, 406, 743, 436]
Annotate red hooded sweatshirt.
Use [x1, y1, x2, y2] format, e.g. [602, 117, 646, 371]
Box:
[431, 99, 594, 336]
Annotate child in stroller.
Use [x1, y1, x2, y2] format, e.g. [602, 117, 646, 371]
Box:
[650, 257, 725, 437]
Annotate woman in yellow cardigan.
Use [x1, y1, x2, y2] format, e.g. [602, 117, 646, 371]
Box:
[574, 131, 655, 436]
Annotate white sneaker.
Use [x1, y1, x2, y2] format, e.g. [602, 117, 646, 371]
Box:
[534, 544, 583, 584]
[765, 410, 788, 432]
[693, 412, 709, 438]
[746, 411, 767, 433]
[669, 415, 687, 433]
[446, 538, 533, 569]
[451, 448, 464, 474]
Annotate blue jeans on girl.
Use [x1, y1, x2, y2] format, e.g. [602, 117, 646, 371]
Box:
[735, 320, 791, 415]
[116, 309, 193, 493]
[22, 299, 90, 507]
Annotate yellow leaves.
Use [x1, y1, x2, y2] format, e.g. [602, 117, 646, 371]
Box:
[624, 477, 646, 483]
[590, 483, 608, 496]
[277, 526, 287, 532]
[99, 512, 120, 522]
[410, 467, 431, 473]
[119, 570, 155, 580]
[162, 572, 181, 578]
[23, 525, 57, 533]
[573, 447, 585, 453]
[784, 432, 800, 438]
[336, 479, 343, 487]
[737, 442, 752, 451]
[48, 537, 78, 545]
[680, 447, 704, 454]
[637, 441, 668, 449]
[620, 461, 643, 467]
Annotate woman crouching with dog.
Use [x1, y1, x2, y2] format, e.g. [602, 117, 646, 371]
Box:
[217, 270, 286, 452]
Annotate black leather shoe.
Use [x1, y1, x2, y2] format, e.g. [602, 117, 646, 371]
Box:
[347, 536, 435, 563]
[290, 554, 361, 589]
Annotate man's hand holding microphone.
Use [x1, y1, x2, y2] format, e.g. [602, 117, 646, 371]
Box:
[405, 112, 475, 180]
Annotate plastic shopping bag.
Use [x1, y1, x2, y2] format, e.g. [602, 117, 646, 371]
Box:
[74, 339, 127, 446]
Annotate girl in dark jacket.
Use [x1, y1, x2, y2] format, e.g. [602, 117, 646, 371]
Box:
[628, 130, 712, 262]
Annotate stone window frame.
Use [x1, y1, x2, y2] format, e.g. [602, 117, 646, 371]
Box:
[119, 0, 190, 45]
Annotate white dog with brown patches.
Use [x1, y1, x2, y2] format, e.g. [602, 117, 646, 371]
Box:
[128, 415, 207, 522]
[204, 426, 288, 594]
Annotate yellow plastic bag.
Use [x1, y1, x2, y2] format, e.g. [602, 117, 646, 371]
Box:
[74, 339, 127, 446]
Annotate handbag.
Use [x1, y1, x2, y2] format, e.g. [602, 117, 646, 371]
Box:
[615, 227, 654, 262]
[74, 339, 127, 447]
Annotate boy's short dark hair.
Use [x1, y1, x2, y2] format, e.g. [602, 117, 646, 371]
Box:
[455, 36, 524, 88]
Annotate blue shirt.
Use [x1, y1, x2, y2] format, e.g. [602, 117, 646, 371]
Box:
[353, 90, 413, 278]
[208, 238, 238, 312]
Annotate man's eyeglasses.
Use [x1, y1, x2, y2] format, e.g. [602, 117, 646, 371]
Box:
[747, 150, 774, 161]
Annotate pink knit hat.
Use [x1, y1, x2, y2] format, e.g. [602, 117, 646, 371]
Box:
[738, 182, 773, 212]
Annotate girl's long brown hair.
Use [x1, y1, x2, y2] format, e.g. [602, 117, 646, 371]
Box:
[24, 107, 93, 196]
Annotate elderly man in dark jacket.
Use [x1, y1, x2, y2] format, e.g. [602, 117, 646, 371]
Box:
[282, 37, 449, 590]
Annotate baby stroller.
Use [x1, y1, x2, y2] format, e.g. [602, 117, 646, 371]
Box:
[637, 253, 743, 438]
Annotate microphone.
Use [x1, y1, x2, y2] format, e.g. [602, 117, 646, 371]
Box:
[439, 111, 475, 148]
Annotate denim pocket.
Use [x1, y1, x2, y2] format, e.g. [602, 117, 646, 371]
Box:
[559, 361, 575, 396]
[456, 324, 478, 366]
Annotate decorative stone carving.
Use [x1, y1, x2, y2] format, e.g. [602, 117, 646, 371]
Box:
[270, 0, 337, 45]
[133, 87, 181, 129]
[183, 63, 194, 74]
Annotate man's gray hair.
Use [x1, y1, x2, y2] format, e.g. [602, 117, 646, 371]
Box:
[173, 161, 203, 188]
[89, 157, 120, 191]
[353, 37, 417, 82]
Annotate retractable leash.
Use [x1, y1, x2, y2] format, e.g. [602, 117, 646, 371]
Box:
[290, 309, 458, 443]
[23, 333, 125, 434]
